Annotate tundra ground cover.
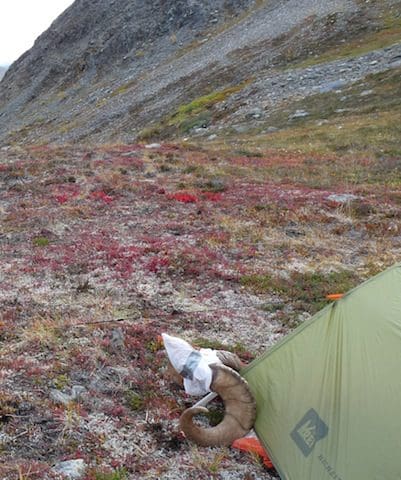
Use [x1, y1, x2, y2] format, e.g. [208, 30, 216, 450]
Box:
[1, 143, 400, 479]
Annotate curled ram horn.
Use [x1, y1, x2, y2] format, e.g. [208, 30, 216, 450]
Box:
[216, 350, 244, 371]
[179, 363, 256, 447]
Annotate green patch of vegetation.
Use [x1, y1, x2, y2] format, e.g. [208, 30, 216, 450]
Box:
[174, 86, 243, 119]
[206, 405, 224, 426]
[93, 468, 128, 480]
[241, 270, 360, 314]
[167, 85, 246, 133]
[146, 338, 164, 352]
[0, 395, 17, 420]
[138, 83, 249, 140]
[195, 178, 228, 192]
[137, 124, 163, 141]
[110, 80, 137, 97]
[193, 337, 247, 354]
[177, 112, 212, 134]
[182, 164, 206, 175]
[235, 149, 263, 158]
[58, 120, 79, 135]
[53, 374, 70, 390]
[33, 236, 50, 247]
[264, 111, 401, 168]
[241, 274, 273, 293]
[259, 302, 285, 313]
[125, 391, 144, 411]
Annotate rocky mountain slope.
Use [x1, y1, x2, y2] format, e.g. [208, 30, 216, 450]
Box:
[1, 0, 400, 145]
[0, 66, 7, 81]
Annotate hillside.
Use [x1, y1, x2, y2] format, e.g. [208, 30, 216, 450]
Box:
[0, 0, 257, 144]
[1, 0, 400, 145]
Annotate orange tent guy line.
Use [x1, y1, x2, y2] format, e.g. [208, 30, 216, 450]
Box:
[326, 293, 344, 300]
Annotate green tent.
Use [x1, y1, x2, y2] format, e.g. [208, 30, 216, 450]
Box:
[242, 264, 401, 480]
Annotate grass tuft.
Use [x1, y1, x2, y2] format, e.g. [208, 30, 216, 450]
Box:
[33, 236, 50, 247]
[93, 468, 128, 480]
[241, 270, 360, 314]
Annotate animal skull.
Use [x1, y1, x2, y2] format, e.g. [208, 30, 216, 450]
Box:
[179, 363, 256, 447]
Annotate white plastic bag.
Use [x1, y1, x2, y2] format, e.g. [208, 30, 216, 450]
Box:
[162, 333, 221, 396]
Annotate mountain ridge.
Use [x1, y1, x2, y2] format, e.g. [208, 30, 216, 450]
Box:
[0, 66, 7, 81]
[0, 0, 400, 145]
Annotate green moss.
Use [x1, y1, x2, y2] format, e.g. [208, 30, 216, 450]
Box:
[146, 338, 164, 352]
[182, 164, 206, 175]
[241, 270, 360, 314]
[110, 80, 136, 97]
[178, 112, 212, 133]
[169, 84, 246, 129]
[33, 236, 50, 247]
[259, 302, 285, 313]
[138, 83, 249, 140]
[94, 469, 128, 480]
[137, 127, 158, 141]
[53, 374, 70, 390]
[195, 178, 228, 192]
[175, 86, 242, 118]
[192, 337, 247, 354]
[125, 391, 144, 411]
[206, 405, 224, 426]
[240, 274, 273, 293]
[234, 149, 263, 158]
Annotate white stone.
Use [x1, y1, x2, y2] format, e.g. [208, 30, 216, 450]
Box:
[327, 193, 358, 204]
[53, 459, 86, 479]
[50, 386, 86, 405]
[144, 143, 161, 149]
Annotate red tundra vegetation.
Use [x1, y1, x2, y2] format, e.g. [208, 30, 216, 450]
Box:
[0, 143, 400, 479]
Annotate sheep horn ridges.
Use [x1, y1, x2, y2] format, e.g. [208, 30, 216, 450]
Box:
[179, 363, 256, 447]
[216, 350, 244, 371]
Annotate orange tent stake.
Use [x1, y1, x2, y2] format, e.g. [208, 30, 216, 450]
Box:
[232, 437, 273, 469]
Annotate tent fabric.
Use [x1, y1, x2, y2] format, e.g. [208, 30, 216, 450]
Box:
[242, 263, 401, 480]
